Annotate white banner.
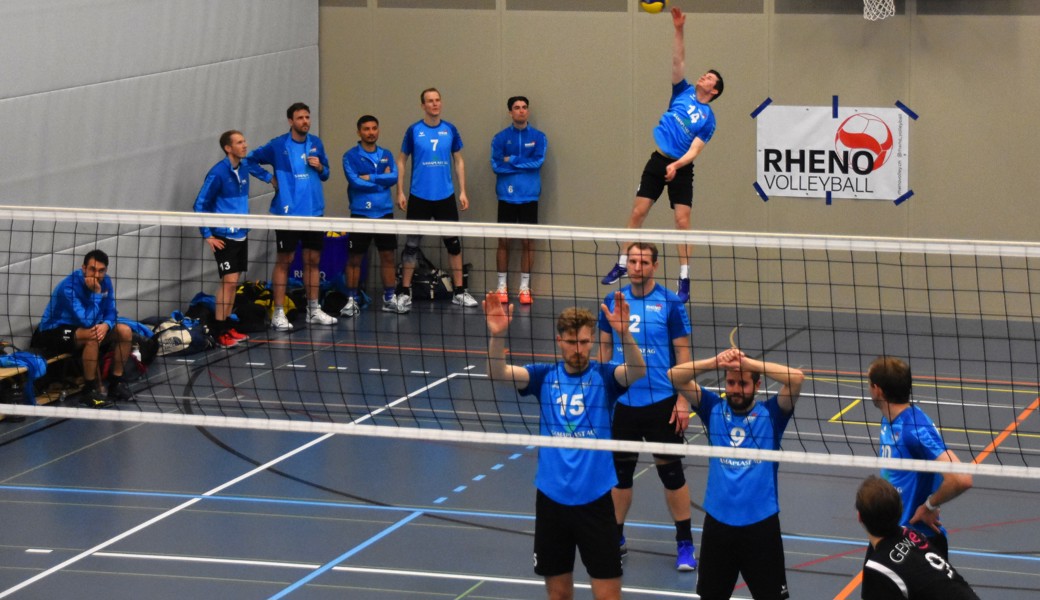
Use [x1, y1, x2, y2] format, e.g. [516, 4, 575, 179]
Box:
[756, 105, 909, 201]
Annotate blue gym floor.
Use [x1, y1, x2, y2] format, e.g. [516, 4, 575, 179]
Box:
[1, 297, 1038, 599]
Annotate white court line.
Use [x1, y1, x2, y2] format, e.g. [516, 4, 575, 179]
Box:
[90, 552, 710, 598]
[0, 369, 473, 598]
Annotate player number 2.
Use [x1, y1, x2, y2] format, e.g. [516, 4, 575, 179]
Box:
[556, 393, 585, 417]
[628, 315, 642, 333]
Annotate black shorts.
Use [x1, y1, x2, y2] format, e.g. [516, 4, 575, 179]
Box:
[636, 151, 695, 208]
[275, 229, 325, 254]
[612, 396, 686, 463]
[497, 200, 539, 225]
[697, 513, 789, 600]
[534, 490, 622, 580]
[30, 324, 117, 358]
[213, 237, 248, 278]
[348, 214, 397, 254]
[406, 194, 459, 222]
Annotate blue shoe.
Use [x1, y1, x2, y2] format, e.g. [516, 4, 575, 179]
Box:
[676, 540, 697, 571]
[619, 534, 628, 559]
[676, 277, 690, 303]
[601, 264, 627, 285]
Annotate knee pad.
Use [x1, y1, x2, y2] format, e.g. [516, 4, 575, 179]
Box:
[401, 241, 420, 265]
[614, 455, 637, 489]
[443, 236, 462, 256]
[656, 460, 686, 491]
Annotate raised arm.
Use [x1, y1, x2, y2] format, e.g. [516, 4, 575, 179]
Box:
[600, 291, 646, 387]
[671, 7, 686, 85]
[484, 292, 529, 389]
[668, 348, 739, 410]
[736, 354, 805, 412]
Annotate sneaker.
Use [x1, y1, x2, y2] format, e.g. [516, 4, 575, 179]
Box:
[518, 287, 533, 305]
[382, 294, 406, 314]
[215, 331, 240, 349]
[227, 328, 250, 342]
[452, 291, 478, 307]
[395, 293, 412, 313]
[340, 297, 360, 318]
[495, 286, 509, 303]
[79, 389, 113, 409]
[307, 308, 338, 325]
[675, 540, 697, 571]
[271, 312, 293, 332]
[107, 379, 135, 403]
[601, 263, 627, 285]
[619, 534, 628, 559]
[677, 277, 691, 303]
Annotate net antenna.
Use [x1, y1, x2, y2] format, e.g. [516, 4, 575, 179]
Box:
[864, 0, 896, 21]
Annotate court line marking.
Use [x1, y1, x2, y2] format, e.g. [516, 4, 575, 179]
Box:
[0, 370, 469, 598]
[90, 552, 711, 598]
[833, 395, 1040, 599]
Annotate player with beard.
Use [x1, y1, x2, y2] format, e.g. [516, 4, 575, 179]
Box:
[485, 292, 645, 600]
[668, 348, 805, 600]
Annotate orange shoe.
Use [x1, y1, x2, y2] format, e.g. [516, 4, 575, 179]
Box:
[518, 288, 533, 305]
[495, 286, 509, 303]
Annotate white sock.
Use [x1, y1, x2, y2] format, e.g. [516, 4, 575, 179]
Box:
[680, 265, 689, 279]
[498, 272, 508, 289]
[618, 254, 627, 267]
[307, 299, 320, 311]
[274, 307, 285, 318]
[520, 273, 531, 289]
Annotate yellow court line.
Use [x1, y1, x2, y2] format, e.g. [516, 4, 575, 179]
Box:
[829, 398, 862, 422]
[808, 374, 1034, 397]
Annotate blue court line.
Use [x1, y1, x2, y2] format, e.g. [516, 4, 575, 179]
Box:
[268, 510, 423, 599]
[4, 484, 1037, 564]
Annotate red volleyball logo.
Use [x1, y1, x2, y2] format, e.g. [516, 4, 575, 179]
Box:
[834, 114, 894, 171]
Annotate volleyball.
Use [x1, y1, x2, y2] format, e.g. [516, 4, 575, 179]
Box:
[640, 0, 668, 14]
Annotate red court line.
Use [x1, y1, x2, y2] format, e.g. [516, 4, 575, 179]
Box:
[833, 396, 1040, 600]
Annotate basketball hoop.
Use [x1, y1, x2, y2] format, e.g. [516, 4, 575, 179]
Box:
[864, 0, 895, 21]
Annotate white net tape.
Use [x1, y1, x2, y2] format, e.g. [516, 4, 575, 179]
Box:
[864, 0, 896, 21]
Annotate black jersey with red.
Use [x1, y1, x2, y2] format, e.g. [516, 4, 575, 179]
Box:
[862, 528, 979, 600]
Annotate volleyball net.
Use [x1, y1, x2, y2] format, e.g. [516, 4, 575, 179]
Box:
[1, 205, 1038, 480]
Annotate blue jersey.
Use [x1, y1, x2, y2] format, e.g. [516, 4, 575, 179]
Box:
[598, 284, 691, 407]
[653, 79, 717, 160]
[698, 389, 792, 526]
[247, 132, 330, 217]
[400, 120, 463, 200]
[490, 124, 547, 204]
[520, 361, 624, 506]
[342, 143, 398, 218]
[880, 405, 948, 537]
[192, 157, 255, 240]
[39, 270, 118, 332]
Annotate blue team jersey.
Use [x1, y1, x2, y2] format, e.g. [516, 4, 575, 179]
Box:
[246, 132, 330, 217]
[880, 406, 948, 537]
[192, 157, 254, 240]
[521, 361, 624, 506]
[342, 143, 398, 218]
[39, 270, 118, 332]
[652, 79, 717, 160]
[698, 389, 792, 526]
[490, 124, 547, 204]
[598, 284, 691, 407]
[401, 120, 463, 201]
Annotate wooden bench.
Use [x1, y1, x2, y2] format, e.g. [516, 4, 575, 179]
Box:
[0, 352, 79, 420]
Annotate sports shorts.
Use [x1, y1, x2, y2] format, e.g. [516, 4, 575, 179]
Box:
[275, 229, 325, 254]
[612, 395, 686, 463]
[213, 237, 248, 278]
[636, 151, 695, 208]
[697, 513, 789, 600]
[497, 200, 539, 225]
[348, 214, 397, 254]
[534, 490, 622, 580]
